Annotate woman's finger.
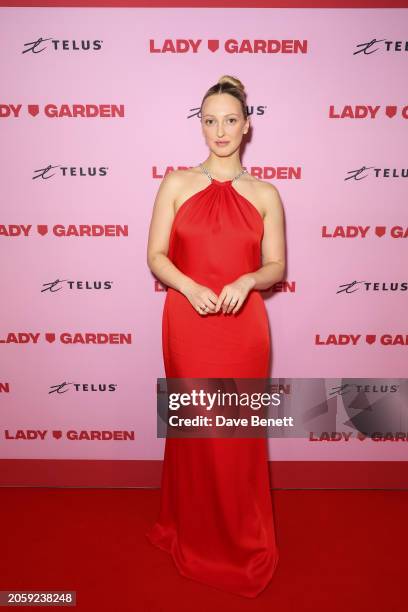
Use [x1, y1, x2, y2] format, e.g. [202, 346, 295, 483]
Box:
[196, 303, 208, 315]
[208, 292, 218, 306]
[231, 297, 243, 314]
[226, 295, 239, 313]
[215, 291, 226, 313]
[205, 297, 216, 311]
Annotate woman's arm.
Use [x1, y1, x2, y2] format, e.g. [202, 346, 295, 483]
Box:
[240, 182, 286, 292]
[146, 171, 196, 296]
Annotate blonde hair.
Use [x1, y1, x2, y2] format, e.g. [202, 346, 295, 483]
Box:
[200, 74, 248, 119]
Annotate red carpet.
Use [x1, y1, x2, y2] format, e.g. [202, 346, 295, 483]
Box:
[0, 487, 406, 611]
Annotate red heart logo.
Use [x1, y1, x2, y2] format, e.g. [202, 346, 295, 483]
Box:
[52, 430, 62, 439]
[28, 104, 39, 116]
[45, 333, 55, 343]
[375, 226, 386, 237]
[37, 225, 48, 235]
[207, 40, 219, 52]
[385, 105, 397, 118]
[365, 335, 376, 344]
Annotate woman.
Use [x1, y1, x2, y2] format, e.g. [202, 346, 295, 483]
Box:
[145, 75, 286, 598]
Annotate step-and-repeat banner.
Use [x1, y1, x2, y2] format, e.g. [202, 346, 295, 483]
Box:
[1, 7, 407, 486]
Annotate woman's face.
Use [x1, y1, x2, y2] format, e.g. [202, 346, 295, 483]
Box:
[200, 93, 249, 155]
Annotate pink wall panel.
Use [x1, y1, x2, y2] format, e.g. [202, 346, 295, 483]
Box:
[0, 6, 407, 485]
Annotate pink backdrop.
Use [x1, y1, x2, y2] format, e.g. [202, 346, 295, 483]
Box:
[1, 7, 407, 475]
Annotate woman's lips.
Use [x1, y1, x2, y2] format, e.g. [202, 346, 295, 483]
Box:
[215, 141, 230, 146]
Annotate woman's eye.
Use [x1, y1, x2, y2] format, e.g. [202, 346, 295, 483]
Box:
[205, 118, 237, 125]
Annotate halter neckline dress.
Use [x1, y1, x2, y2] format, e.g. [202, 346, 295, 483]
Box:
[145, 164, 279, 598]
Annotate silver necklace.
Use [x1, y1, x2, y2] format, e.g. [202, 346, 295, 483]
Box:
[199, 163, 248, 184]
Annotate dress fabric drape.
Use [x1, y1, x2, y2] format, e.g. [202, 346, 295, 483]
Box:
[145, 172, 279, 598]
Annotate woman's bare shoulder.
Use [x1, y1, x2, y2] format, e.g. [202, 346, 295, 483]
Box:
[246, 175, 282, 209]
[164, 167, 211, 210]
[234, 174, 279, 217]
[161, 166, 203, 185]
[158, 167, 204, 195]
[244, 174, 279, 193]
[154, 167, 210, 218]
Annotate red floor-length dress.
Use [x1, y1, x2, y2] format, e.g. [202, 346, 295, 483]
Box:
[145, 166, 279, 598]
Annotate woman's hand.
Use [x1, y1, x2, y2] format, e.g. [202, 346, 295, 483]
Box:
[215, 275, 256, 315]
[183, 281, 219, 316]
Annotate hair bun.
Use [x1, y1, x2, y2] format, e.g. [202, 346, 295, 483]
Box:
[217, 75, 246, 94]
[200, 74, 249, 120]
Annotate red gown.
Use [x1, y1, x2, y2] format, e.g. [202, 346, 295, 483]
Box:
[145, 167, 279, 598]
